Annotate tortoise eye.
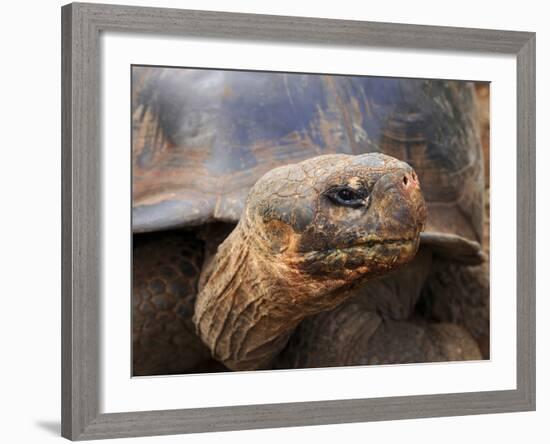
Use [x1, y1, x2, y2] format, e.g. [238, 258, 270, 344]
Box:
[324, 186, 366, 208]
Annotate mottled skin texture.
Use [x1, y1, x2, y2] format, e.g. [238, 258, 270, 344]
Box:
[193, 153, 426, 370]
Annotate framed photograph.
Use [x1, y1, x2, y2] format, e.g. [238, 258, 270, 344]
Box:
[61, 2, 535, 440]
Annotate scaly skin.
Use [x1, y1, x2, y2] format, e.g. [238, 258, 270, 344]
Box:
[275, 286, 482, 368]
[193, 153, 426, 371]
[132, 231, 227, 375]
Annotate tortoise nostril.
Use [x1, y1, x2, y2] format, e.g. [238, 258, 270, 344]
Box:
[403, 176, 409, 186]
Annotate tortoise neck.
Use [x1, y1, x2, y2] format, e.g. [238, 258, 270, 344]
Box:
[193, 218, 351, 371]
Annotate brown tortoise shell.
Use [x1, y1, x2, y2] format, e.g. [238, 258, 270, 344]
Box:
[132, 67, 485, 261]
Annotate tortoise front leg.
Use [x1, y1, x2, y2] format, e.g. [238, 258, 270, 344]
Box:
[274, 299, 481, 369]
[274, 250, 481, 369]
[132, 230, 226, 376]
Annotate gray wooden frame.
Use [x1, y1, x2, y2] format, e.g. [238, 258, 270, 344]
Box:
[61, 2, 536, 440]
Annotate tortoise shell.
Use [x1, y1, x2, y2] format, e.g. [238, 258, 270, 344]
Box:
[132, 67, 484, 259]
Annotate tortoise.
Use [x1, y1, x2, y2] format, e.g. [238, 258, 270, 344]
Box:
[132, 67, 489, 375]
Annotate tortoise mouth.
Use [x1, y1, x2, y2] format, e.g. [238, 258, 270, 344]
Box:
[342, 237, 416, 251]
[296, 237, 419, 276]
[305, 236, 417, 256]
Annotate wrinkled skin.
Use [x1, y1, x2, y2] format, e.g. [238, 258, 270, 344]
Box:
[193, 153, 426, 371]
[275, 249, 482, 369]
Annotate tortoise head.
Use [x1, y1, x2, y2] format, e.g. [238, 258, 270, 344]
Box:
[195, 152, 427, 370]
[244, 153, 426, 283]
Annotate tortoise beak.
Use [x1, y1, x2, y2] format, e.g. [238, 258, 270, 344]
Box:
[400, 169, 426, 232]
